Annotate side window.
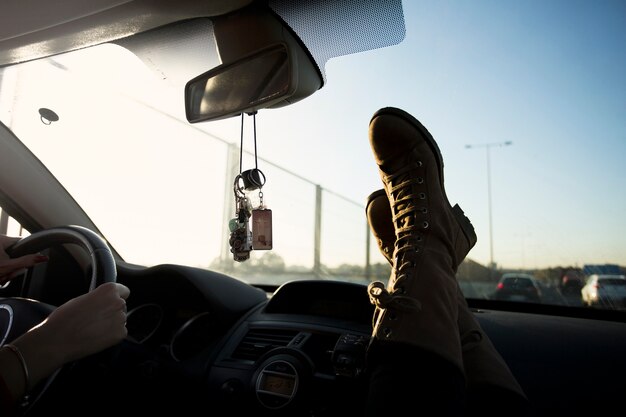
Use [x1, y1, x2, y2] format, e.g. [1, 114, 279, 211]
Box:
[0, 206, 29, 289]
[0, 206, 28, 237]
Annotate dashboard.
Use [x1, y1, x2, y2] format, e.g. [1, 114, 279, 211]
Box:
[8, 253, 626, 416]
[119, 269, 374, 415]
[204, 279, 374, 415]
[117, 262, 626, 417]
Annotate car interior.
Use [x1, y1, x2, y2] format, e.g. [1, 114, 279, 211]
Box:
[0, 1, 625, 416]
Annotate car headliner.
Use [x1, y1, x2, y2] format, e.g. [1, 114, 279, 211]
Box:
[0, 0, 253, 67]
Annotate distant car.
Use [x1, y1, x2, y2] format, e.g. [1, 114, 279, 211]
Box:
[561, 272, 584, 296]
[493, 273, 543, 303]
[581, 275, 626, 309]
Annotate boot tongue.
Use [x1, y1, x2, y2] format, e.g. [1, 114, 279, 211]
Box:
[378, 150, 411, 174]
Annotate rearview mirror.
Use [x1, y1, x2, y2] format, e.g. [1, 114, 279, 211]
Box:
[185, 44, 291, 123]
[184, 4, 322, 123]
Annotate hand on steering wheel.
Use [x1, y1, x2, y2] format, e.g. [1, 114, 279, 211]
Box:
[0, 225, 126, 414]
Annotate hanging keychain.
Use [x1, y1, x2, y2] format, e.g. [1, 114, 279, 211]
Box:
[229, 176, 253, 261]
[252, 188, 272, 250]
[228, 112, 272, 261]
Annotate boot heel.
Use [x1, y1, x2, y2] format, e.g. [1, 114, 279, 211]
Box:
[452, 204, 477, 248]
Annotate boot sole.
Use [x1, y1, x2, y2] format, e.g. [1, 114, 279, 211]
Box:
[452, 204, 478, 249]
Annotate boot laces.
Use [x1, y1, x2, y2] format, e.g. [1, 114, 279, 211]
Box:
[368, 162, 427, 317]
[367, 278, 421, 313]
[386, 162, 426, 265]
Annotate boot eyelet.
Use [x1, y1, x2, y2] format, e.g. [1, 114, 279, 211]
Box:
[414, 247, 420, 253]
[383, 327, 392, 337]
[417, 177, 424, 184]
[389, 312, 397, 320]
[422, 221, 429, 229]
[418, 193, 426, 199]
[416, 235, 422, 242]
[421, 207, 428, 214]
[417, 160, 423, 167]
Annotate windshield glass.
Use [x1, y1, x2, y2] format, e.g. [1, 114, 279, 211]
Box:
[0, 1, 624, 309]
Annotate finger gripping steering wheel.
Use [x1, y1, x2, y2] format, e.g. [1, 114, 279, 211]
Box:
[8, 225, 117, 289]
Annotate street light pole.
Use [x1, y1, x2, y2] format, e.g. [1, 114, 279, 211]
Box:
[465, 140, 512, 271]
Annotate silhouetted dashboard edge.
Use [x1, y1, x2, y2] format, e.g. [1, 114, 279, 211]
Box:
[112, 264, 626, 416]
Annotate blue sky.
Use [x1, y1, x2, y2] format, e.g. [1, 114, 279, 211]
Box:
[233, 0, 626, 269]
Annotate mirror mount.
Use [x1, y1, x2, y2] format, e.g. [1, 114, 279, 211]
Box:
[185, 2, 323, 123]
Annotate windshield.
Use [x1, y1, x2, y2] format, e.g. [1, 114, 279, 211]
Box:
[1, 1, 624, 309]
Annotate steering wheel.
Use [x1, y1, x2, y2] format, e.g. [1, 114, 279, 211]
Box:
[0, 225, 116, 413]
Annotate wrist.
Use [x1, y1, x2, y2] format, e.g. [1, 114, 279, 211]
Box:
[1, 344, 31, 410]
[11, 321, 69, 389]
[0, 344, 26, 404]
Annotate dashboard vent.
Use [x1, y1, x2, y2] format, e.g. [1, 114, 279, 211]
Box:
[232, 328, 299, 361]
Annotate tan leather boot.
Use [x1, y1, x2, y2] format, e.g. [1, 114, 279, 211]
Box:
[366, 188, 476, 269]
[367, 106, 467, 373]
[366, 188, 526, 398]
